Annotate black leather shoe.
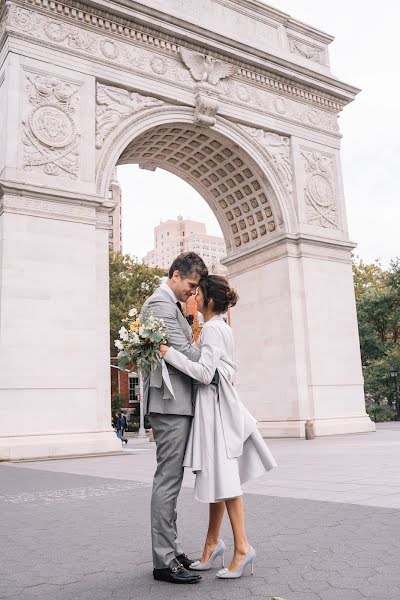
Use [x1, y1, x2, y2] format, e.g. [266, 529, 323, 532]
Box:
[176, 553, 200, 570]
[153, 560, 201, 584]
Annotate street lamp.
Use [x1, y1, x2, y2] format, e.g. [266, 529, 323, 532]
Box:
[389, 366, 399, 418]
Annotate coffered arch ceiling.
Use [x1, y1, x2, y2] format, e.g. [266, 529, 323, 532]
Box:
[118, 123, 283, 254]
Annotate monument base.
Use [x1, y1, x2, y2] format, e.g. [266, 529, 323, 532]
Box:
[0, 430, 122, 461]
[258, 415, 375, 439]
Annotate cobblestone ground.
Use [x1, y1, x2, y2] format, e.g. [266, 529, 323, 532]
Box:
[1, 428, 400, 600]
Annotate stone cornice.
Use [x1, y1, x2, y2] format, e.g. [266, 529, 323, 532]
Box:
[0, 179, 108, 207]
[85, 0, 356, 99]
[0, 187, 114, 227]
[223, 232, 355, 276]
[2, 0, 355, 112]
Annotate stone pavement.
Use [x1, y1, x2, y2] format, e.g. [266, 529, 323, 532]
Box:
[1, 424, 400, 600]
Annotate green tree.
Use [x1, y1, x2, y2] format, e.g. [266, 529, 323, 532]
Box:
[363, 345, 400, 408]
[109, 251, 165, 356]
[353, 257, 400, 417]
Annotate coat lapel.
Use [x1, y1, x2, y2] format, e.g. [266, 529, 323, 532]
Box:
[157, 288, 193, 342]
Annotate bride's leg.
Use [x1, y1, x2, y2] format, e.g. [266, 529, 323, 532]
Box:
[200, 501, 225, 562]
[224, 496, 250, 572]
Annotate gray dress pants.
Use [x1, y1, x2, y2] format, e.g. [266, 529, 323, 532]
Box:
[149, 413, 192, 569]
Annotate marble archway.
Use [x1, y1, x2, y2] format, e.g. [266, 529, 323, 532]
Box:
[0, 0, 374, 459]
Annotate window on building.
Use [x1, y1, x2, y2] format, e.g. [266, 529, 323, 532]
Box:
[129, 376, 139, 404]
[108, 215, 113, 224]
[108, 229, 113, 238]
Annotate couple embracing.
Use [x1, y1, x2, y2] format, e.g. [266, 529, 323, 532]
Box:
[142, 252, 276, 584]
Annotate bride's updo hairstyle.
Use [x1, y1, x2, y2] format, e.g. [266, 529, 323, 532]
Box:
[199, 275, 239, 314]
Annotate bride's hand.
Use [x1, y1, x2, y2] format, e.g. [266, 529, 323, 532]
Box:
[159, 344, 170, 357]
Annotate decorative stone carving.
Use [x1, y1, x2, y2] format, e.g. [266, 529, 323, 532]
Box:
[240, 126, 292, 197]
[6, 2, 343, 109]
[301, 149, 338, 229]
[6, 5, 341, 135]
[193, 83, 220, 127]
[288, 36, 323, 64]
[180, 47, 237, 85]
[22, 75, 80, 178]
[95, 84, 163, 148]
[180, 48, 237, 127]
[218, 79, 339, 134]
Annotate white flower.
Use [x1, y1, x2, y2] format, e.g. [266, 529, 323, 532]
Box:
[114, 340, 124, 350]
[119, 326, 129, 341]
[131, 332, 140, 345]
[129, 308, 138, 317]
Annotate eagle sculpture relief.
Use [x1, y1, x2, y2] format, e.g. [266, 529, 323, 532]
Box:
[180, 47, 237, 85]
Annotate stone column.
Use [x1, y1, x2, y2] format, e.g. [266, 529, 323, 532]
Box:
[0, 49, 120, 459]
[227, 236, 374, 437]
[0, 193, 121, 459]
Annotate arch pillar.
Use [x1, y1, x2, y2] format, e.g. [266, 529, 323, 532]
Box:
[226, 235, 374, 437]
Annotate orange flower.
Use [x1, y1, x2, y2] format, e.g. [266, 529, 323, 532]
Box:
[130, 321, 139, 332]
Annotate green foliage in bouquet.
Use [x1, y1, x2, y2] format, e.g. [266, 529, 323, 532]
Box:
[115, 308, 169, 374]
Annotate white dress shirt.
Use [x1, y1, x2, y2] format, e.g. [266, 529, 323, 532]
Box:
[160, 281, 179, 305]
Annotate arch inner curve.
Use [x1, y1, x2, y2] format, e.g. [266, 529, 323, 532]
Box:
[118, 123, 280, 254]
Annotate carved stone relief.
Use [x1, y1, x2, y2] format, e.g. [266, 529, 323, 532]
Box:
[240, 126, 293, 198]
[288, 36, 324, 64]
[180, 47, 237, 85]
[218, 78, 339, 134]
[301, 149, 339, 229]
[96, 84, 163, 148]
[6, 4, 340, 136]
[180, 48, 237, 127]
[22, 74, 80, 178]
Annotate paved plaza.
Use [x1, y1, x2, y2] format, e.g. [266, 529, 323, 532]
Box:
[1, 424, 400, 600]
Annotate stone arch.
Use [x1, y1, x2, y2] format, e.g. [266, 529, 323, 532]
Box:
[96, 105, 297, 256]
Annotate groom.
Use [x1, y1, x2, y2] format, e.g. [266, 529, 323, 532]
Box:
[142, 252, 208, 584]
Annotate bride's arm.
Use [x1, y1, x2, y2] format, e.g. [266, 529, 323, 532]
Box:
[163, 326, 222, 385]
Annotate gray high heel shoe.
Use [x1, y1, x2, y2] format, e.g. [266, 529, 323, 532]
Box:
[190, 539, 226, 570]
[216, 545, 255, 578]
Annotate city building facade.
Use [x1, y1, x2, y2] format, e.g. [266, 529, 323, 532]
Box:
[144, 215, 227, 274]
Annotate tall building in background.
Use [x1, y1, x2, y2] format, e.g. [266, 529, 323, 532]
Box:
[108, 170, 123, 253]
[143, 215, 227, 274]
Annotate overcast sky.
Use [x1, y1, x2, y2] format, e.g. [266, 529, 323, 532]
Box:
[118, 0, 400, 267]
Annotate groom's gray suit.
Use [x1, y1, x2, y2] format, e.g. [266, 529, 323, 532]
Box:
[142, 285, 200, 569]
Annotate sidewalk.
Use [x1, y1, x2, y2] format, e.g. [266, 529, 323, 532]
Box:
[1, 424, 399, 600]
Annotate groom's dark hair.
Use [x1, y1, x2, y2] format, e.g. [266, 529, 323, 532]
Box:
[168, 252, 208, 280]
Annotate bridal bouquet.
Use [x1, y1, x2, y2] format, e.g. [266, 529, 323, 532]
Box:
[115, 308, 169, 373]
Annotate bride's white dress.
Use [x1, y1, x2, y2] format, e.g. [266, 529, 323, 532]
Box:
[164, 315, 277, 503]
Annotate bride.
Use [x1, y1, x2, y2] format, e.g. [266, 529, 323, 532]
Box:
[160, 274, 276, 579]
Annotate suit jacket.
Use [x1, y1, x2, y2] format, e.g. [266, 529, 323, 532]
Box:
[141, 287, 201, 416]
